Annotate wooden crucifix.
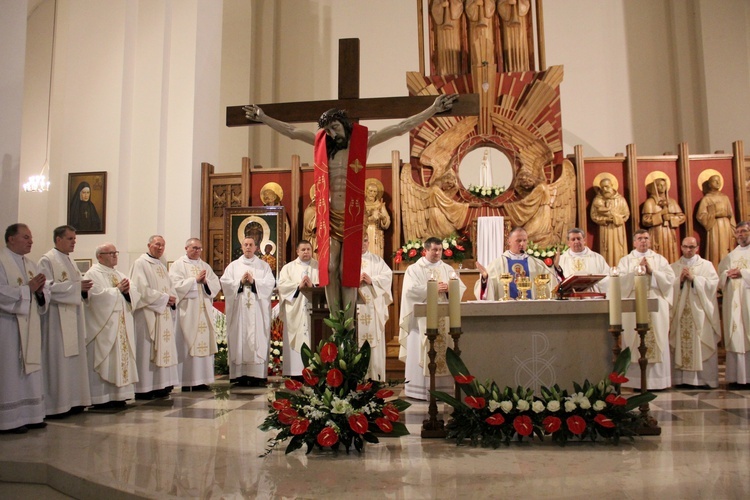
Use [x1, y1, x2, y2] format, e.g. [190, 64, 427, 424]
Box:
[226, 38, 479, 126]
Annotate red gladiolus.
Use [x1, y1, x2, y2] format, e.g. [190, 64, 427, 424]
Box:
[375, 389, 394, 399]
[408, 248, 417, 258]
[513, 415, 533, 436]
[594, 413, 615, 428]
[609, 372, 629, 384]
[567, 415, 587, 435]
[465, 396, 486, 409]
[278, 407, 299, 425]
[320, 342, 338, 363]
[383, 403, 400, 422]
[454, 374, 475, 384]
[349, 413, 368, 435]
[456, 245, 465, 251]
[375, 417, 393, 433]
[542, 416, 562, 434]
[302, 368, 319, 386]
[284, 378, 303, 391]
[326, 368, 344, 387]
[272, 398, 291, 411]
[357, 382, 373, 392]
[485, 413, 505, 426]
[290, 418, 310, 435]
[317, 427, 338, 447]
[605, 394, 627, 406]
[444, 248, 454, 257]
[544, 257, 553, 267]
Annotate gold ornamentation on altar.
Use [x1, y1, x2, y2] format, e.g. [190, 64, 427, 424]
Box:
[534, 273, 551, 300]
[515, 275, 531, 300]
[499, 273, 513, 301]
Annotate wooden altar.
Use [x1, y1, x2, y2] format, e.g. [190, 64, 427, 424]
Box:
[413, 298, 658, 391]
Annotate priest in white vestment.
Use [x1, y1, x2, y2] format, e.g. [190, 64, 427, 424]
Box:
[0, 224, 49, 432]
[617, 229, 675, 390]
[277, 240, 319, 377]
[399, 237, 466, 400]
[220, 237, 275, 386]
[38, 225, 93, 416]
[130, 235, 179, 399]
[718, 221, 750, 385]
[555, 228, 610, 293]
[357, 235, 393, 381]
[670, 237, 721, 388]
[170, 238, 220, 390]
[84, 243, 140, 406]
[474, 227, 559, 300]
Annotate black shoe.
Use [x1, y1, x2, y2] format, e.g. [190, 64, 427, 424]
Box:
[26, 422, 47, 430]
[0, 426, 28, 434]
[190, 384, 211, 391]
[92, 402, 115, 410]
[110, 400, 128, 408]
[135, 392, 156, 401]
[251, 378, 268, 387]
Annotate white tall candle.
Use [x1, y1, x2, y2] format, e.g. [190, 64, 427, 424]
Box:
[449, 277, 461, 328]
[608, 274, 622, 326]
[634, 274, 649, 324]
[427, 279, 438, 330]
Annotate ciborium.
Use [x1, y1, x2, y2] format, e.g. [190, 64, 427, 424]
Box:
[534, 273, 551, 300]
[515, 275, 531, 300]
[498, 273, 513, 301]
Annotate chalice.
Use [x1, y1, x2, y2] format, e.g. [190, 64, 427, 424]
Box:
[515, 276, 532, 301]
[498, 273, 513, 301]
[534, 273, 551, 300]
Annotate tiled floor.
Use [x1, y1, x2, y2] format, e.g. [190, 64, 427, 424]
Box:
[1, 381, 749, 499]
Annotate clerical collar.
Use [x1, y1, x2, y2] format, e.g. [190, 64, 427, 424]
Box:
[682, 255, 699, 265]
[147, 253, 158, 260]
[53, 248, 69, 256]
[187, 257, 201, 264]
[507, 251, 527, 259]
[242, 255, 256, 263]
[570, 248, 588, 257]
[298, 259, 311, 266]
[424, 258, 442, 267]
[633, 250, 649, 257]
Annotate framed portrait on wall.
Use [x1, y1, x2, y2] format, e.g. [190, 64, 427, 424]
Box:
[73, 258, 92, 275]
[67, 171, 107, 234]
[224, 206, 285, 277]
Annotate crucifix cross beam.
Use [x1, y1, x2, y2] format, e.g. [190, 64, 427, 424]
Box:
[226, 38, 479, 127]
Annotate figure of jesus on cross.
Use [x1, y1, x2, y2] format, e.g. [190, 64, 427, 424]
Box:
[243, 93, 457, 319]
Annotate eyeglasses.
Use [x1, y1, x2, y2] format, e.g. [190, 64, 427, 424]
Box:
[680, 245, 697, 249]
[101, 251, 120, 255]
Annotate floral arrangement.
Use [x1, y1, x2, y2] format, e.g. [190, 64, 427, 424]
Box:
[468, 184, 506, 199]
[526, 240, 568, 267]
[268, 317, 284, 376]
[213, 310, 229, 375]
[259, 306, 411, 455]
[432, 347, 655, 447]
[394, 233, 472, 264]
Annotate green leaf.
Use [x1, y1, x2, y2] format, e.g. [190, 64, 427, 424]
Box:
[388, 421, 411, 436]
[431, 390, 465, 409]
[624, 392, 657, 411]
[389, 399, 412, 412]
[613, 347, 632, 375]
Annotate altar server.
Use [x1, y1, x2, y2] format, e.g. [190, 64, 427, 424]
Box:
[719, 221, 750, 386]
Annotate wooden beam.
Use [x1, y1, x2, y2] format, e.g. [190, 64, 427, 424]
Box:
[338, 39, 360, 99]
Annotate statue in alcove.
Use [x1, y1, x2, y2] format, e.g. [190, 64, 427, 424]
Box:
[363, 178, 391, 259]
[640, 172, 685, 263]
[590, 173, 630, 267]
[696, 171, 736, 268]
[302, 185, 318, 258]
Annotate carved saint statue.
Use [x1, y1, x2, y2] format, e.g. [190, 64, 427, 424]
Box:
[497, 0, 532, 72]
[302, 185, 318, 258]
[696, 171, 736, 268]
[590, 173, 630, 267]
[640, 172, 685, 263]
[465, 0, 497, 69]
[430, 0, 465, 75]
[363, 178, 391, 259]
[260, 181, 290, 247]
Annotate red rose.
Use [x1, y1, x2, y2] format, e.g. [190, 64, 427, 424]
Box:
[317, 427, 338, 447]
[326, 368, 344, 387]
[455, 245, 465, 251]
[566, 415, 587, 435]
[375, 417, 393, 433]
[444, 248, 453, 257]
[544, 257, 553, 266]
[375, 389, 394, 399]
[608, 372, 629, 384]
[485, 413, 505, 426]
[465, 396, 486, 409]
[395, 255, 402, 264]
[348, 413, 368, 435]
[454, 374, 475, 385]
[357, 382, 373, 392]
[594, 413, 615, 428]
[421, 249, 427, 256]
[302, 368, 319, 386]
[408, 249, 417, 258]
[278, 407, 299, 425]
[396, 248, 403, 255]
[542, 416, 562, 434]
[605, 394, 627, 406]
[272, 398, 291, 411]
[513, 415, 533, 436]
[320, 342, 338, 363]
[290, 418, 310, 435]
[284, 378, 303, 391]
[382, 403, 400, 422]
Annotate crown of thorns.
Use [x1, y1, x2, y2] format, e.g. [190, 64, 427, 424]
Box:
[318, 108, 349, 129]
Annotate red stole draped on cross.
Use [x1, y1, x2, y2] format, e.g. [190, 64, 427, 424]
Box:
[313, 123, 368, 287]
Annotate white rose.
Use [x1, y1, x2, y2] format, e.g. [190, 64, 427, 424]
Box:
[516, 399, 530, 411]
[500, 401, 514, 413]
[547, 400, 560, 412]
[593, 400, 606, 411]
[534, 251, 541, 257]
[272, 349, 280, 355]
[442, 241, 449, 249]
[488, 400, 501, 412]
[564, 401, 577, 412]
[532, 401, 545, 413]
[579, 398, 591, 410]
[526, 249, 534, 255]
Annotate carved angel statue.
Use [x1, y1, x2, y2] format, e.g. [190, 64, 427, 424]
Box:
[504, 159, 577, 246]
[364, 178, 391, 259]
[401, 167, 470, 242]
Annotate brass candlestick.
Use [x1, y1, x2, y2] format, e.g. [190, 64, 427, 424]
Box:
[449, 326, 463, 402]
[609, 324, 623, 364]
[635, 322, 661, 435]
[421, 327, 446, 438]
